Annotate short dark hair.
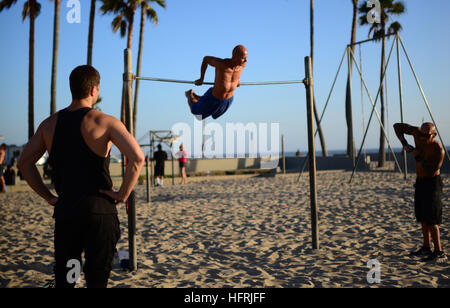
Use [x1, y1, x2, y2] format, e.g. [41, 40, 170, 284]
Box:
[0, 143, 6, 150]
[69, 65, 100, 99]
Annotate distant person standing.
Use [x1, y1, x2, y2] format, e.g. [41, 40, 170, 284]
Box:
[176, 144, 188, 185]
[0, 143, 6, 193]
[394, 122, 447, 263]
[153, 144, 168, 186]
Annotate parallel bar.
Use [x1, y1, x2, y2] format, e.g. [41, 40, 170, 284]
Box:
[135, 76, 304, 85]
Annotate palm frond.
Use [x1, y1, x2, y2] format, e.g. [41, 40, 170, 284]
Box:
[0, 0, 18, 12]
[112, 13, 126, 37]
[388, 21, 402, 33]
[145, 7, 158, 26]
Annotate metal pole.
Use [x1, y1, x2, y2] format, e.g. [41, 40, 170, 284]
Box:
[281, 135, 286, 174]
[349, 44, 403, 173]
[304, 56, 319, 250]
[349, 38, 403, 183]
[145, 153, 150, 202]
[124, 48, 137, 271]
[398, 36, 450, 163]
[171, 143, 175, 185]
[150, 134, 154, 187]
[297, 47, 347, 182]
[202, 119, 206, 159]
[396, 35, 407, 180]
[347, 45, 355, 168]
[134, 76, 304, 86]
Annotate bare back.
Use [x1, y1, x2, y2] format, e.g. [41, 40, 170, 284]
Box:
[42, 108, 113, 158]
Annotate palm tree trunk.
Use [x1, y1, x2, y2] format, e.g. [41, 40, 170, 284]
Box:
[378, 35, 386, 167]
[50, 0, 60, 116]
[310, 0, 328, 156]
[28, 0, 36, 139]
[121, 11, 135, 127]
[133, 5, 145, 137]
[345, 0, 358, 159]
[87, 0, 96, 66]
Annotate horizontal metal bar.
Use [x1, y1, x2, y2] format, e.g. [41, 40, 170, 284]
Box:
[347, 32, 396, 47]
[135, 76, 305, 85]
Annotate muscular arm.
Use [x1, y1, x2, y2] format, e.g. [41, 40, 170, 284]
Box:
[100, 117, 145, 203]
[196, 56, 224, 85]
[17, 121, 58, 205]
[393, 123, 418, 150]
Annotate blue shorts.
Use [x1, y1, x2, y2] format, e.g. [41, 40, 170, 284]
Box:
[191, 88, 233, 120]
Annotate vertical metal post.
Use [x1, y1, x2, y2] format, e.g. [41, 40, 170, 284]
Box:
[347, 46, 355, 168]
[145, 153, 150, 202]
[396, 35, 407, 180]
[202, 119, 206, 159]
[304, 56, 319, 250]
[171, 143, 175, 185]
[150, 138, 154, 187]
[124, 48, 137, 271]
[281, 135, 286, 174]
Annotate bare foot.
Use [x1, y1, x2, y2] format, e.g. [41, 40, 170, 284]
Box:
[185, 89, 195, 109]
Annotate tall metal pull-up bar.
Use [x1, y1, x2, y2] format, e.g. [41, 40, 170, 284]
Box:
[122, 50, 320, 271]
[134, 75, 305, 86]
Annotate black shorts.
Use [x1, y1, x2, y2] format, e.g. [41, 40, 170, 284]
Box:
[179, 161, 185, 169]
[414, 176, 443, 226]
[154, 164, 164, 177]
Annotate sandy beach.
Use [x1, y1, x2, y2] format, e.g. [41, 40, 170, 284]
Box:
[0, 170, 448, 288]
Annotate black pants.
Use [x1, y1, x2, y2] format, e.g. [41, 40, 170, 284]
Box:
[54, 214, 120, 288]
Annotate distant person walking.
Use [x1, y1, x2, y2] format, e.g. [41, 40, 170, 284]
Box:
[176, 144, 188, 185]
[0, 143, 6, 193]
[18, 65, 145, 288]
[394, 122, 447, 263]
[153, 144, 168, 186]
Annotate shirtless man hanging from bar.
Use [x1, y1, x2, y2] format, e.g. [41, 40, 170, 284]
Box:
[394, 122, 447, 263]
[185, 45, 248, 120]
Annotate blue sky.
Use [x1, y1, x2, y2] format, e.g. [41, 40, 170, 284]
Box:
[1, 0, 449, 156]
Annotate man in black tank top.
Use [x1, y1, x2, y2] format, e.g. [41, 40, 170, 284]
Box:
[18, 65, 145, 288]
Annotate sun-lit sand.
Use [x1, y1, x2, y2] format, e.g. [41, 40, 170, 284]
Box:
[0, 171, 449, 288]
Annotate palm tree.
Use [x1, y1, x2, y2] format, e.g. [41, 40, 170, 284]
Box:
[101, 0, 141, 128]
[87, 0, 96, 66]
[87, 0, 103, 107]
[0, 0, 41, 139]
[133, 0, 165, 135]
[359, 0, 404, 167]
[50, 0, 60, 116]
[345, 0, 358, 160]
[309, 0, 328, 157]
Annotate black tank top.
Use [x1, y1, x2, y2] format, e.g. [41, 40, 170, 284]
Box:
[48, 107, 117, 218]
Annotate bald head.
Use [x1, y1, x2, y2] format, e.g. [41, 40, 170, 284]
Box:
[420, 122, 437, 135]
[231, 45, 248, 66]
[233, 45, 247, 57]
